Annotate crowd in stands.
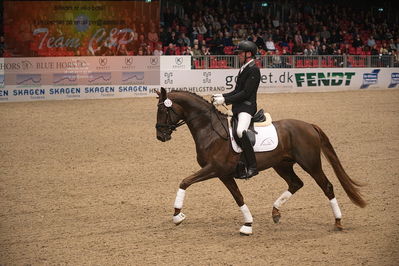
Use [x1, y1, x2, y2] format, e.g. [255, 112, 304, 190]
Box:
[157, 0, 398, 59]
[1, 0, 398, 60]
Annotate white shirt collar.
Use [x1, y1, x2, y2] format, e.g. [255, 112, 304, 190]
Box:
[240, 59, 254, 73]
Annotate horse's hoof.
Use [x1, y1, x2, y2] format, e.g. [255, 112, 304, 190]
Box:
[334, 219, 343, 231]
[239, 225, 252, 235]
[272, 207, 281, 224]
[173, 212, 186, 225]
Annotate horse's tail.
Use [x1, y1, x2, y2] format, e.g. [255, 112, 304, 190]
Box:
[312, 124, 367, 208]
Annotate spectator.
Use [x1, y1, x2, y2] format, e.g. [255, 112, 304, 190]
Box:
[352, 35, 363, 48]
[265, 37, 276, 52]
[388, 39, 397, 52]
[183, 46, 193, 56]
[370, 45, 379, 55]
[319, 26, 331, 41]
[137, 47, 144, 56]
[196, 21, 208, 36]
[223, 32, 234, 47]
[232, 31, 241, 46]
[201, 46, 211, 55]
[319, 44, 329, 55]
[117, 43, 129, 55]
[294, 31, 303, 46]
[165, 43, 176, 55]
[147, 24, 159, 47]
[367, 36, 376, 48]
[192, 44, 202, 56]
[159, 27, 169, 46]
[144, 44, 153, 55]
[153, 43, 163, 56]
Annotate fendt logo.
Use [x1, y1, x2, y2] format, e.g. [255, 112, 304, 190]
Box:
[295, 72, 355, 87]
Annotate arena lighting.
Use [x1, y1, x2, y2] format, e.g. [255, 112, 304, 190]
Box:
[261, 2, 269, 7]
[378, 8, 383, 12]
[145, 0, 152, 3]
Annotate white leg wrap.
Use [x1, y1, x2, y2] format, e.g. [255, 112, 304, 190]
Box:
[273, 191, 292, 209]
[239, 225, 253, 235]
[240, 204, 253, 223]
[330, 198, 342, 219]
[173, 212, 186, 224]
[174, 188, 186, 209]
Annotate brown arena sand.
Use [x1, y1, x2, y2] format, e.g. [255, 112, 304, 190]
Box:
[0, 89, 398, 265]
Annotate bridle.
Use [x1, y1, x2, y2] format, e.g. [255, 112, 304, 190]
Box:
[155, 102, 186, 132]
[155, 99, 229, 141]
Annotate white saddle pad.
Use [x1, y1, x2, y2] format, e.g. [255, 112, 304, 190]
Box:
[229, 124, 278, 153]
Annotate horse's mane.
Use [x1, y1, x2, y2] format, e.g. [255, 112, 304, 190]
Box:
[170, 90, 228, 117]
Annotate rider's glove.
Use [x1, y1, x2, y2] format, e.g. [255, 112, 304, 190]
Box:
[212, 95, 225, 105]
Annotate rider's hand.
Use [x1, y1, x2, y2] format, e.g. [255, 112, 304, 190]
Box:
[213, 94, 223, 98]
[212, 96, 225, 105]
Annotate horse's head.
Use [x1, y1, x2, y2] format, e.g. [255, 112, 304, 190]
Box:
[155, 87, 185, 142]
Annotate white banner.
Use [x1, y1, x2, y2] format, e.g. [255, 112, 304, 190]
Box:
[0, 56, 398, 102]
[160, 56, 191, 71]
[160, 68, 399, 94]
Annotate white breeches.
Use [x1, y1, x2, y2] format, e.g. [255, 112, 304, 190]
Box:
[237, 112, 252, 138]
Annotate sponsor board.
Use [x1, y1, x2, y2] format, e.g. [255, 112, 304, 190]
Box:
[1, 85, 155, 101]
[388, 73, 399, 88]
[0, 56, 397, 102]
[160, 56, 191, 70]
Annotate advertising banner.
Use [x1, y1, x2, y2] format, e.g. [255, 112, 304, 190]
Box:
[0, 55, 398, 102]
[3, 1, 160, 57]
[160, 68, 399, 94]
[160, 56, 192, 71]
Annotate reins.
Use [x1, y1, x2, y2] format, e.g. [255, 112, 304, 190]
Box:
[156, 101, 230, 141]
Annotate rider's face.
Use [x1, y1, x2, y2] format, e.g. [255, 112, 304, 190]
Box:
[238, 51, 251, 64]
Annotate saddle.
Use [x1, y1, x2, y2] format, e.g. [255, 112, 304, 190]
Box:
[231, 109, 266, 147]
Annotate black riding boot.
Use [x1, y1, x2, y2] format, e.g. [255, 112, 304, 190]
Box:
[237, 131, 258, 179]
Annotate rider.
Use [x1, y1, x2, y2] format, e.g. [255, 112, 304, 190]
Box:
[212, 40, 261, 179]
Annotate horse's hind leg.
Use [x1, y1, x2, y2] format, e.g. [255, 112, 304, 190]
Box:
[272, 161, 304, 223]
[219, 177, 253, 235]
[297, 157, 343, 230]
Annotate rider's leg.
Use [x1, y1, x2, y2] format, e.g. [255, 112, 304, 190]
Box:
[236, 112, 258, 179]
[236, 112, 252, 138]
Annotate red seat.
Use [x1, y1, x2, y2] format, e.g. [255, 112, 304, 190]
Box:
[296, 60, 304, 68]
[210, 59, 219, 69]
[194, 60, 205, 69]
[218, 60, 228, 68]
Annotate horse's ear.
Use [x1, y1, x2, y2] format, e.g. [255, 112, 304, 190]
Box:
[155, 89, 161, 98]
[160, 87, 167, 99]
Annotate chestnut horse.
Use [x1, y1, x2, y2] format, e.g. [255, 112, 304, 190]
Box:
[155, 88, 366, 235]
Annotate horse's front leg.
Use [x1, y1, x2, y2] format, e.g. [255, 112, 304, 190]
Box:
[219, 176, 253, 235]
[173, 164, 217, 225]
